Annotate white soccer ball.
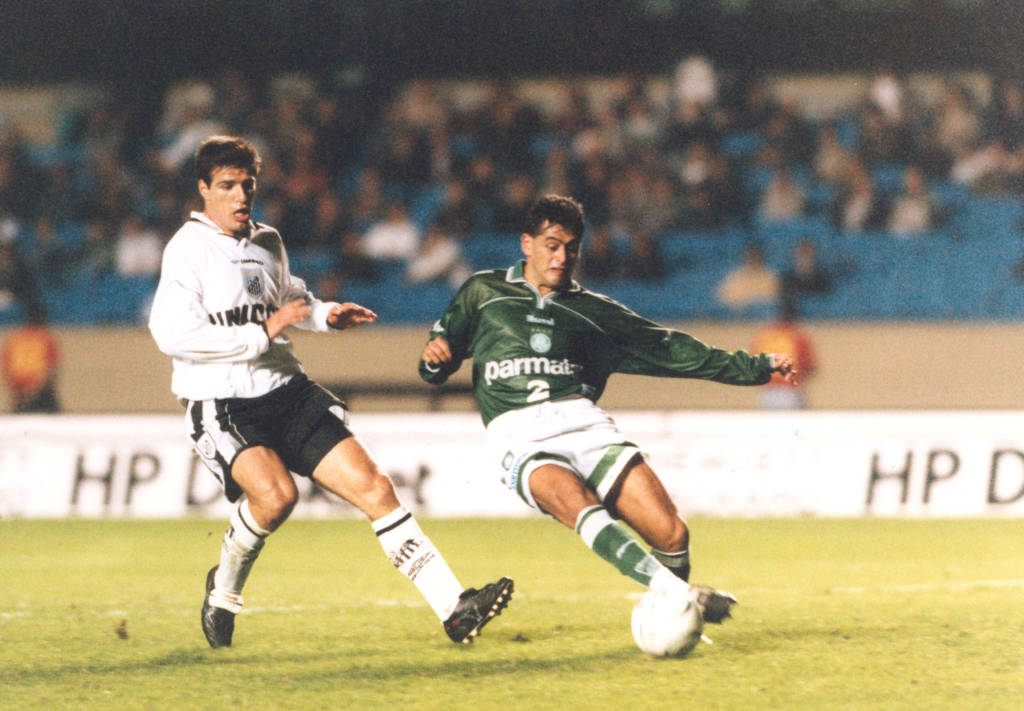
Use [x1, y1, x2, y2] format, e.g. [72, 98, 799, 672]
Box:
[631, 587, 704, 657]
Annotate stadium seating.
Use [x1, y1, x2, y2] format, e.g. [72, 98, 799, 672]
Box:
[8, 186, 1022, 327]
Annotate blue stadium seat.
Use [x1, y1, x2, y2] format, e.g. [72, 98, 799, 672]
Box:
[288, 249, 337, 282]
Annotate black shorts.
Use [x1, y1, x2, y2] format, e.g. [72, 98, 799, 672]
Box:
[184, 374, 353, 502]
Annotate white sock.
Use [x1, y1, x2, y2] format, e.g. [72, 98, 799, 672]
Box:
[373, 506, 465, 621]
[649, 566, 691, 595]
[211, 500, 270, 612]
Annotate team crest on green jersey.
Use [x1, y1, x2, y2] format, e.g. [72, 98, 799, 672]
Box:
[529, 332, 552, 353]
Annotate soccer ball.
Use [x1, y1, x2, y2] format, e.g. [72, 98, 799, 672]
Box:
[631, 587, 704, 657]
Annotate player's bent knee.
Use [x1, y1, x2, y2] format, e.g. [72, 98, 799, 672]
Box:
[359, 471, 400, 511]
[654, 516, 689, 553]
[247, 479, 299, 528]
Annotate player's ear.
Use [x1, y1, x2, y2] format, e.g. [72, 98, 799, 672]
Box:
[198, 179, 210, 198]
[520, 232, 533, 257]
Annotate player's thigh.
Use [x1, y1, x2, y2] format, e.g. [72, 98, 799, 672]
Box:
[528, 462, 602, 530]
[311, 436, 400, 519]
[608, 458, 687, 551]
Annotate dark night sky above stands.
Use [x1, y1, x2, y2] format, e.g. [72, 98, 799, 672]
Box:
[3, 1, 1023, 86]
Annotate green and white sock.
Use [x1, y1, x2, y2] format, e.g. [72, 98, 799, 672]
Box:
[373, 506, 465, 621]
[575, 505, 666, 587]
[212, 499, 269, 612]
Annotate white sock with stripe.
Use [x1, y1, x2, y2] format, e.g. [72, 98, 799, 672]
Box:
[373, 506, 465, 621]
[211, 500, 270, 613]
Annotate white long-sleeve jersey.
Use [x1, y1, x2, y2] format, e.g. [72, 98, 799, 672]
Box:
[148, 212, 339, 401]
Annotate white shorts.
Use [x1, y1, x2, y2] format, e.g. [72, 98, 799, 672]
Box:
[485, 397, 642, 511]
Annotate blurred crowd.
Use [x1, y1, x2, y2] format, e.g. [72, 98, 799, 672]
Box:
[3, 58, 1024, 321]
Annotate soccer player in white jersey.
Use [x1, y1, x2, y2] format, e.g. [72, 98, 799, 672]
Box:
[149, 135, 511, 647]
[420, 194, 796, 627]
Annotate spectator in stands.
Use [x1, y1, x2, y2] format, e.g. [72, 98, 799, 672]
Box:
[756, 98, 816, 167]
[28, 215, 74, 285]
[888, 165, 940, 235]
[279, 126, 330, 229]
[433, 176, 475, 237]
[346, 166, 387, 232]
[950, 137, 1021, 195]
[932, 83, 984, 167]
[73, 217, 117, 277]
[113, 214, 163, 277]
[623, 227, 667, 281]
[578, 222, 619, 281]
[855, 103, 911, 167]
[1, 305, 60, 413]
[361, 200, 420, 262]
[830, 162, 888, 232]
[758, 169, 806, 223]
[621, 91, 663, 149]
[986, 77, 1024, 151]
[813, 122, 857, 188]
[674, 140, 732, 229]
[405, 220, 472, 288]
[716, 242, 780, 311]
[478, 83, 543, 173]
[781, 238, 833, 308]
[641, 173, 683, 236]
[0, 236, 43, 317]
[376, 126, 432, 200]
[156, 81, 226, 175]
[493, 173, 538, 234]
[674, 55, 719, 111]
[464, 153, 501, 231]
[307, 193, 351, 250]
[316, 229, 379, 299]
[0, 130, 44, 220]
[868, 68, 908, 126]
[571, 156, 612, 226]
[538, 144, 572, 197]
[750, 302, 816, 410]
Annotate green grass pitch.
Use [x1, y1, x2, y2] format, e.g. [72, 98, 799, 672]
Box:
[2, 517, 1022, 710]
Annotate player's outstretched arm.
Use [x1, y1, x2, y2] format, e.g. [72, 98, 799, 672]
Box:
[769, 353, 798, 384]
[326, 302, 378, 331]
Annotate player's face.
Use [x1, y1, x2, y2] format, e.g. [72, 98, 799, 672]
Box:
[521, 221, 581, 295]
[199, 166, 257, 237]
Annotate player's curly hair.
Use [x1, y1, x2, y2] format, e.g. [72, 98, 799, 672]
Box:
[526, 194, 585, 239]
[195, 135, 262, 185]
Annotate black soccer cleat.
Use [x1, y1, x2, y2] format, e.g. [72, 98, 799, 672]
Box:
[690, 584, 738, 624]
[443, 577, 514, 644]
[201, 566, 236, 648]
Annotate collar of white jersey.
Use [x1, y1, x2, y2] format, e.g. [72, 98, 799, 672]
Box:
[506, 260, 582, 294]
[188, 211, 257, 240]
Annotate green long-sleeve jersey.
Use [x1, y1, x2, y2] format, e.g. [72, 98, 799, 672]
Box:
[419, 261, 774, 425]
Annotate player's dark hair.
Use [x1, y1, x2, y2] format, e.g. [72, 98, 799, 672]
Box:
[195, 135, 262, 185]
[526, 194, 585, 240]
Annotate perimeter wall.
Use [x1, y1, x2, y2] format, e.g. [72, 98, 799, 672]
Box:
[0, 321, 1018, 414]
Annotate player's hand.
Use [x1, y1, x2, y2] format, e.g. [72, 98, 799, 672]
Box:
[771, 353, 798, 385]
[327, 302, 378, 330]
[264, 298, 312, 339]
[421, 337, 452, 365]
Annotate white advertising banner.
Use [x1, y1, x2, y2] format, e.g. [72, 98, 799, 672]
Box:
[1, 411, 1023, 519]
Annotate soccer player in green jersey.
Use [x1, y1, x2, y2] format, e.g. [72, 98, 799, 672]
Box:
[419, 194, 796, 625]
